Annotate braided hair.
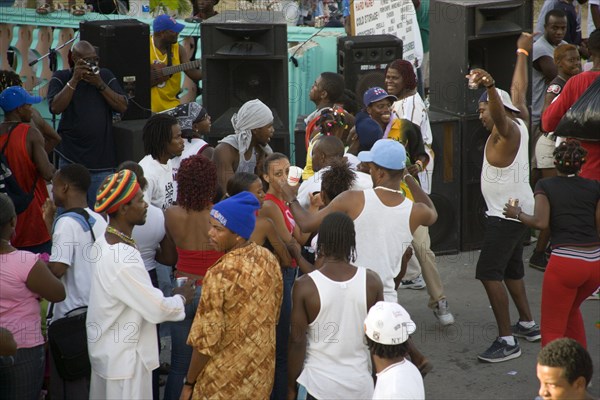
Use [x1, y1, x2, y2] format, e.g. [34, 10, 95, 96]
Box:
[553, 139, 587, 175]
[0, 70, 22, 92]
[317, 211, 357, 262]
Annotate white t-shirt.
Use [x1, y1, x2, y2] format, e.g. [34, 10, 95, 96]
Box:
[132, 204, 165, 272]
[170, 138, 209, 200]
[298, 167, 374, 209]
[49, 208, 107, 321]
[372, 360, 425, 400]
[590, 0, 600, 37]
[139, 155, 175, 210]
[392, 94, 434, 194]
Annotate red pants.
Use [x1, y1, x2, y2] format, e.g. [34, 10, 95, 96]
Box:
[541, 251, 600, 348]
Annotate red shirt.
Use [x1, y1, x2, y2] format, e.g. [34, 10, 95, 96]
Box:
[264, 193, 297, 267]
[541, 71, 600, 181]
[0, 123, 50, 247]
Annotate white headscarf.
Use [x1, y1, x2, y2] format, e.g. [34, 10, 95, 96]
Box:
[230, 99, 273, 154]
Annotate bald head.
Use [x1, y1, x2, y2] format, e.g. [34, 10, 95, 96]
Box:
[313, 135, 345, 172]
[72, 41, 97, 61]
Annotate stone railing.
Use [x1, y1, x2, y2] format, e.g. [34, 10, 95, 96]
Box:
[0, 7, 345, 138]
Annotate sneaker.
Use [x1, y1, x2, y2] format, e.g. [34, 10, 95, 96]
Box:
[529, 251, 548, 272]
[512, 321, 542, 342]
[477, 338, 521, 363]
[433, 299, 455, 326]
[399, 275, 426, 290]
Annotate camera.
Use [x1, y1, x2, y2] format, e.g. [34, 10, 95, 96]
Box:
[85, 61, 100, 75]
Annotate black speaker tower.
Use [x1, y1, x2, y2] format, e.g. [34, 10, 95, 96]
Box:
[201, 11, 290, 155]
[337, 35, 403, 105]
[80, 19, 151, 121]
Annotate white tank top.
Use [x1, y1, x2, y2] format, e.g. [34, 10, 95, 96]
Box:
[481, 119, 534, 219]
[354, 189, 413, 302]
[297, 268, 374, 399]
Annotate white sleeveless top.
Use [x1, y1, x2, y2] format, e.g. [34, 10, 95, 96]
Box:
[481, 118, 534, 220]
[297, 268, 374, 400]
[354, 189, 413, 302]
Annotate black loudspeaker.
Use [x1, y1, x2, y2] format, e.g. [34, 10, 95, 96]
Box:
[429, 0, 532, 115]
[294, 114, 308, 167]
[80, 20, 151, 121]
[113, 119, 146, 164]
[201, 11, 290, 155]
[429, 111, 461, 255]
[337, 35, 403, 103]
[459, 114, 489, 251]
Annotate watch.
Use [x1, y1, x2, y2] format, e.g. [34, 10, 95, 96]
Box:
[183, 378, 195, 387]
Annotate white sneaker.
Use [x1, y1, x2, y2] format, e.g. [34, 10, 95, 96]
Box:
[434, 299, 455, 326]
[399, 275, 427, 290]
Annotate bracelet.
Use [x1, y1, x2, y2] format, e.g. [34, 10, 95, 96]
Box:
[98, 84, 107, 92]
[66, 82, 76, 91]
[516, 48, 529, 57]
[183, 378, 196, 387]
[415, 160, 424, 172]
[485, 80, 496, 89]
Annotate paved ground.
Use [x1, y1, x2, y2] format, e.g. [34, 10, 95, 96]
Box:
[401, 244, 599, 400]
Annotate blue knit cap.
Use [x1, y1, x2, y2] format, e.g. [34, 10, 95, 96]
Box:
[210, 192, 260, 239]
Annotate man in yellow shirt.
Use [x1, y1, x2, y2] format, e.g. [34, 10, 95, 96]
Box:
[150, 15, 202, 112]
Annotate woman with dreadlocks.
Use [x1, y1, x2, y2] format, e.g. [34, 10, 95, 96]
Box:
[504, 139, 600, 348]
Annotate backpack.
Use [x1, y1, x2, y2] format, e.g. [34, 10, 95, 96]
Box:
[0, 123, 38, 214]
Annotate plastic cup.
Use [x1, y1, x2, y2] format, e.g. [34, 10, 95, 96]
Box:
[468, 70, 479, 90]
[287, 166, 303, 186]
[175, 277, 189, 288]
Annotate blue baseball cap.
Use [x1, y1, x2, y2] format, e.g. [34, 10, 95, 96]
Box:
[363, 87, 397, 107]
[153, 14, 185, 33]
[358, 139, 406, 170]
[0, 86, 42, 112]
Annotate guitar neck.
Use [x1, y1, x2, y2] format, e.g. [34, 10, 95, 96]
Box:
[160, 60, 201, 76]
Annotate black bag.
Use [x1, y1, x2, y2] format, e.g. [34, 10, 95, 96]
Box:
[554, 76, 600, 141]
[0, 123, 38, 214]
[47, 307, 91, 381]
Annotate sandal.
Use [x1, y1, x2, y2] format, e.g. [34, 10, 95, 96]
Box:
[71, 5, 86, 16]
[35, 3, 54, 14]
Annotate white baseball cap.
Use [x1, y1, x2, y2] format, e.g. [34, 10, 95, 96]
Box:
[478, 88, 520, 113]
[364, 301, 416, 345]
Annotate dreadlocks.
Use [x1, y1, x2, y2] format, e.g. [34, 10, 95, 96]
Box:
[142, 114, 179, 160]
[317, 212, 357, 262]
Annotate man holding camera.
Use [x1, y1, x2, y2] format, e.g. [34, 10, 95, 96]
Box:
[48, 40, 128, 208]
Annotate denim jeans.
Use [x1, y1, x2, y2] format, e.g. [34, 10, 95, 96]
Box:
[58, 157, 114, 209]
[0, 344, 45, 400]
[271, 267, 297, 400]
[164, 284, 203, 400]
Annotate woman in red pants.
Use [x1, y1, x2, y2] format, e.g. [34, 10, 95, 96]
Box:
[504, 139, 600, 348]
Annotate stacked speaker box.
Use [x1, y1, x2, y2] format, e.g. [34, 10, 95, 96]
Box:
[429, 0, 532, 251]
[428, 111, 461, 255]
[80, 20, 151, 121]
[201, 11, 290, 155]
[337, 35, 403, 106]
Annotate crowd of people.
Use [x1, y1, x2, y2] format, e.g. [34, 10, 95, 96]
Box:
[1, 1, 599, 400]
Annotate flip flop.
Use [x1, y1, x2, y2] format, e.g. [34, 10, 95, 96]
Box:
[71, 5, 86, 16]
[35, 4, 54, 14]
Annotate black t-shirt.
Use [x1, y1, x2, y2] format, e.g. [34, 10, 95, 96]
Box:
[47, 69, 126, 170]
[535, 176, 600, 248]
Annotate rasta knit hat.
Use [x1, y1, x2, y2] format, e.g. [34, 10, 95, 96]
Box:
[94, 169, 141, 214]
[210, 191, 260, 240]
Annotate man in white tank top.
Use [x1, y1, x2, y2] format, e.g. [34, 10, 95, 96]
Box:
[280, 139, 438, 375]
[287, 212, 383, 400]
[469, 33, 541, 364]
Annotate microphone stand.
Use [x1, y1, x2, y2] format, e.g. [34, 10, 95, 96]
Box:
[29, 34, 79, 70]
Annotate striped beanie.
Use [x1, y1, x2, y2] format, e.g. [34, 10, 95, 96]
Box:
[94, 170, 141, 214]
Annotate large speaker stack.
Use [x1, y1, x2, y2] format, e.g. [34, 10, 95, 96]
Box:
[429, 0, 532, 252]
[201, 11, 290, 155]
[337, 35, 403, 106]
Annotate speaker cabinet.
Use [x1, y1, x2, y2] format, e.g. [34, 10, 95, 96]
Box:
[337, 35, 403, 104]
[113, 119, 146, 165]
[460, 114, 489, 251]
[428, 111, 461, 255]
[201, 11, 290, 154]
[80, 20, 151, 121]
[429, 0, 532, 115]
[293, 114, 308, 167]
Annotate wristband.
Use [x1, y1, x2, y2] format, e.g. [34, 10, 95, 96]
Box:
[66, 82, 76, 90]
[98, 84, 107, 92]
[183, 378, 196, 387]
[516, 48, 529, 56]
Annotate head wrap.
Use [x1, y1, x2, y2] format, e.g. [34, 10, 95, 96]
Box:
[94, 170, 141, 214]
[230, 99, 273, 154]
[209, 191, 260, 240]
[162, 102, 205, 133]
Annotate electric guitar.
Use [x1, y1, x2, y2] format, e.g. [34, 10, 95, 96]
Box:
[151, 59, 201, 88]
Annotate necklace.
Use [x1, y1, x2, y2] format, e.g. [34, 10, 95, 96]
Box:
[151, 37, 167, 63]
[106, 225, 137, 247]
[374, 186, 403, 194]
